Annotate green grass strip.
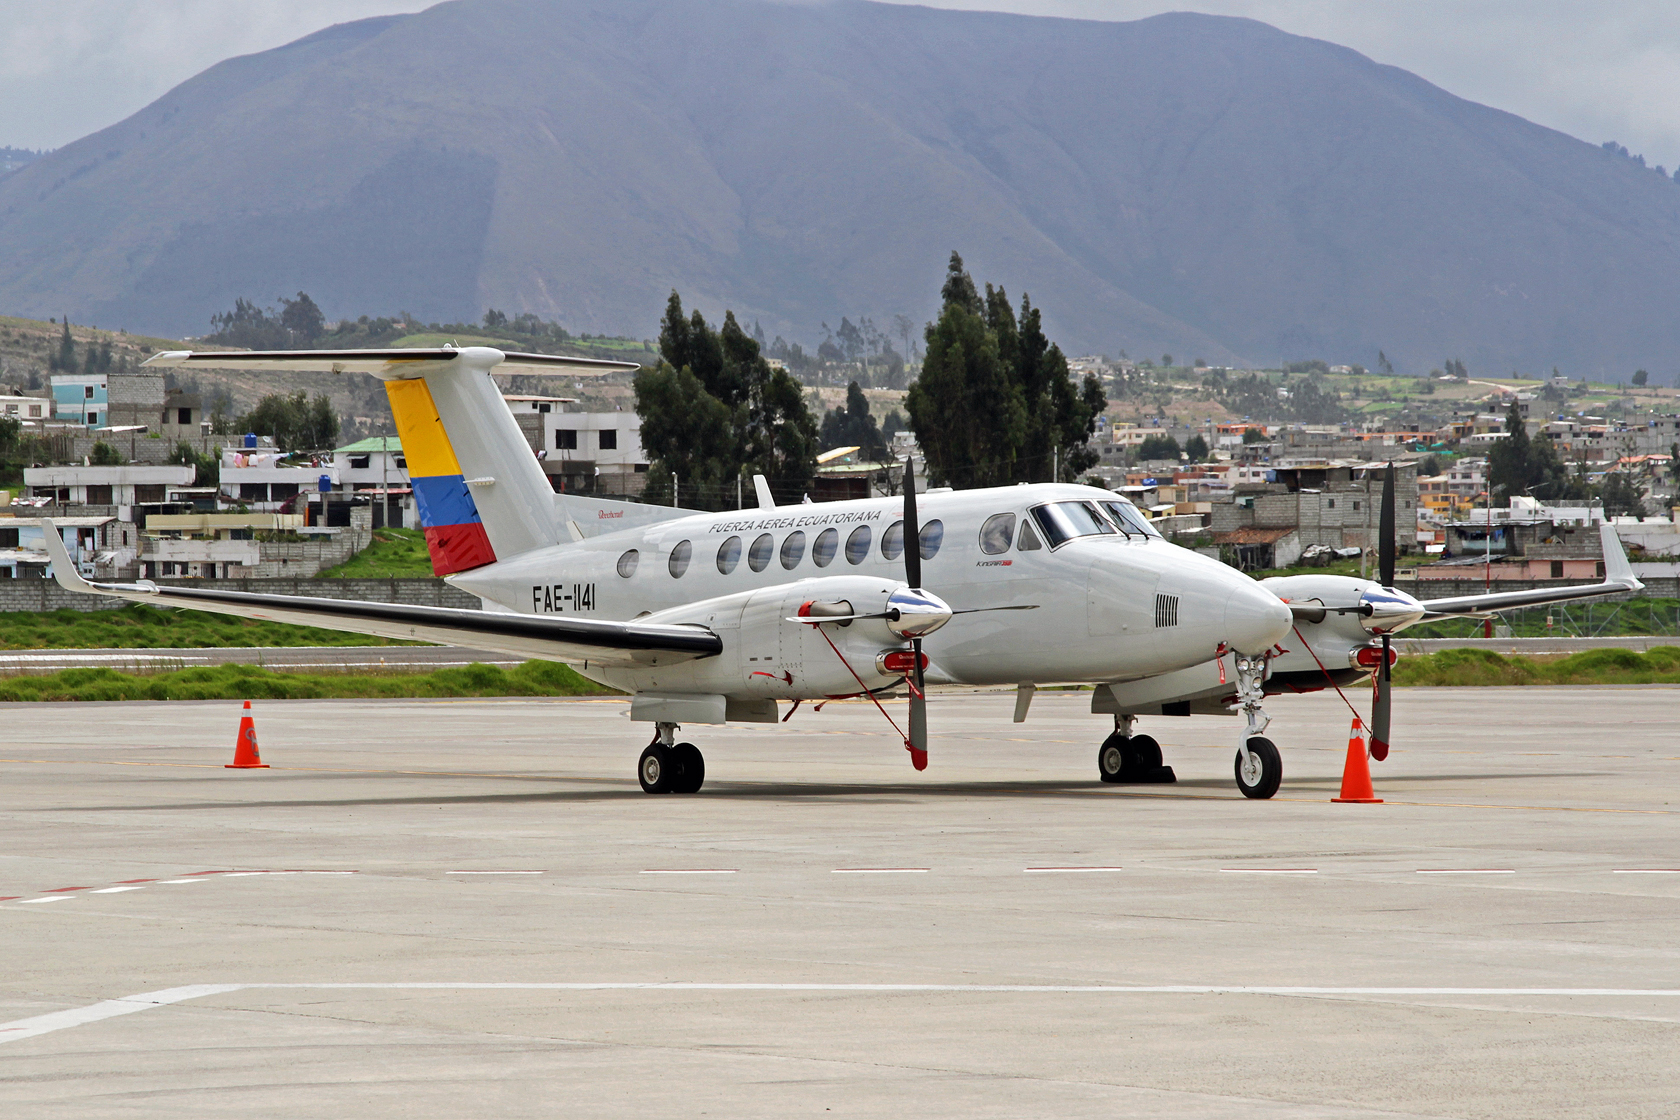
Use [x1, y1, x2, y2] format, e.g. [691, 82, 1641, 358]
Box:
[0, 660, 616, 702]
[0, 603, 417, 649]
[1393, 646, 1680, 686]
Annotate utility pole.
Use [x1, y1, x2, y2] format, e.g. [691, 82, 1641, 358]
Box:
[674, 472, 679, 509]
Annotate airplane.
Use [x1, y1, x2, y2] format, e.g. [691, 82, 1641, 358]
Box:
[40, 345, 1645, 799]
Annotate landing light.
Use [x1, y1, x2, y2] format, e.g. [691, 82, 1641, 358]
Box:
[878, 649, 929, 675]
[1352, 645, 1398, 670]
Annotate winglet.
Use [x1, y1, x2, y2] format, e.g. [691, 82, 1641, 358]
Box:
[39, 520, 97, 594]
[753, 474, 775, 509]
[1601, 523, 1642, 590]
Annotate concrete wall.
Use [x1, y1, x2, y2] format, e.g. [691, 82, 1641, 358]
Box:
[0, 577, 480, 614]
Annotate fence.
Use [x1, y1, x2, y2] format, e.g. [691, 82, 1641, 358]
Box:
[0, 577, 480, 614]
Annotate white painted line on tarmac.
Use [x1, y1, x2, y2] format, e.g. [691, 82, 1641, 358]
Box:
[1219, 868, 1317, 874]
[1417, 869, 1516, 875]
[640, 870, 738, 875]
[833, 868, 930, 874]
[447, 870, 545, 875]
[157, 879, 209, 885]
[7, 982, 1680, 1045]
[1025, 867, 1123, 873]
[90, 886, 145, 894]
[15, 897, 70, 904]
[1613, 869, 1680, 874]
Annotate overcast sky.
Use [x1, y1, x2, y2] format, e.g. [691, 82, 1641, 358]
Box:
[5, 1, 1680, 169]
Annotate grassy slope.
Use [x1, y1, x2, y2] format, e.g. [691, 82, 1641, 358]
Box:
[315, 528, 437, 578]
[0, 660, 613, 701]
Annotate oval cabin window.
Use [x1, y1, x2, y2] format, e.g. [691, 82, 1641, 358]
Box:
[716, 535, 741, 574]
[979, 513, 1015, 555]
[812, 527, 839, 567]
[845, 525, 871, 564]
[616, 550, 639, 578]
[668, 540, 692, 578]
[748, 533, 774, 572]
[780, 531, 806, 570]
[918, 519, 943, 560]
[881, 521, 904, 560]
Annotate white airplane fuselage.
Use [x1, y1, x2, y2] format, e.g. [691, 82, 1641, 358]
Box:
[450, 483, 1295, 704]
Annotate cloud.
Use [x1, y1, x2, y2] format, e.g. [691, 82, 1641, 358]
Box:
[0, 0, 426, 150]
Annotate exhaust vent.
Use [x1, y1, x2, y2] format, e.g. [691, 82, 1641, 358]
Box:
[1154, 593, 1179, 628]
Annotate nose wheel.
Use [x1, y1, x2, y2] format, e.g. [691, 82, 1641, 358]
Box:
[1234, 736, 1281, 799]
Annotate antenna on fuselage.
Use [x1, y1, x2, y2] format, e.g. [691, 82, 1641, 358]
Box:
[753, 474, 775, 509]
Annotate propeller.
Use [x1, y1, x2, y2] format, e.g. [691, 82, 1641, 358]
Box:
[902, 456, 928, 770]
[1370, 462, 1396, 761]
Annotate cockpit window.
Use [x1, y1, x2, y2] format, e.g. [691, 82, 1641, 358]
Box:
[1099, 498, 1161, 539]
[1028, 501, 1118, 548]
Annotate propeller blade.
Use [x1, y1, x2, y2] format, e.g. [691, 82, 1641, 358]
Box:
[907, 637, 928, 770]
[1378, 461, 1396, 587]
[903, 455, 922, 590]
[1369, 633, 1392, 761]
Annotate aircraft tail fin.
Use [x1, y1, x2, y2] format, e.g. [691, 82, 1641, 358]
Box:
[386, 360, 560, 576]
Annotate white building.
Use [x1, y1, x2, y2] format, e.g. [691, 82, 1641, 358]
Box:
[23, 464, 195, 513]
[0, 516, 131, 579]
[218, 447, 337, 510]
[334, 436, 413, 528]
[0, 393, 50, 422]
[536, 409, 649, 495]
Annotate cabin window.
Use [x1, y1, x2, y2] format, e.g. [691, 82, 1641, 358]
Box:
[616, 549, 639, 578]
[716, 535, 741, 574]
[1028, 501, 1116, 548]
[668, 539, 692, 578]
[845, 525, 871, 564]
[881, 520, 904, 560]
[780, 531, 806, 569]
[1016, 519, 1043, 551]
[556, 430, 578, 450]
[918, 519, 943, 560]
[812, 527, 839, 567]
[1098, 499, 1159, 539]
[979, 513, 1015, 555]
[748, 533, 773, 572]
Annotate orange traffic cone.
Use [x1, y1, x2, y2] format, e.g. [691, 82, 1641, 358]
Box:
[226, 700, 270, 769]
[1332, 714, 1380, 803]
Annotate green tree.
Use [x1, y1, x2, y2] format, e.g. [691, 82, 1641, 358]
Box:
[89, 441, 123, 466]
[1184, 433, 1210, 462]
[820, 381, 887, 460]
[1418, 454, 1443, 478]
[1600, 471, 1647, 517]
[1138, 433, 1181, 461]
[279, 291, 326, 343]
[906, 252, 1104, 486]
[636, 293, 818, 507]
[238, 391, 339, 451]
[1632, 369, 1650, 387]
[1487, 400, 1579, 500]
[49, 318, 76, 373]
[169, 441, 219, 487]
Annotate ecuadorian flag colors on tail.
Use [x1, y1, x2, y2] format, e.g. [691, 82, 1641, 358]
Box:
[386, 378, 497, 576]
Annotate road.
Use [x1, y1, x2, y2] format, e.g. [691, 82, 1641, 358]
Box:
[1, 688, 1677, 1116]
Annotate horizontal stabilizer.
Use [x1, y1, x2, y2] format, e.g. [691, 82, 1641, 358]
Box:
[142, 346, 639, 378]
[40, 521, 715, 669]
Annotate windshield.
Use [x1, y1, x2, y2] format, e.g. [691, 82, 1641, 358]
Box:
[1028, 501, 1118, 548]
[1099, 498, 1161, 539]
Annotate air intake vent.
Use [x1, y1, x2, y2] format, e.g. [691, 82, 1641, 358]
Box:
[1155, 593, 1179, 628]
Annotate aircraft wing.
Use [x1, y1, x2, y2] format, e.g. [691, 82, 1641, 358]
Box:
[142, 347, 639, 377]
[40, 523, 716, 669]
[1414, 523, 1643, 618]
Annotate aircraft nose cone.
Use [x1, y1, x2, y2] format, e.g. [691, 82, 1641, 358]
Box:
[1223, 580, 1293, 655]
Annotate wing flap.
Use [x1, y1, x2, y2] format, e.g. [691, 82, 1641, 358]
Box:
[40, 523, 715, 669]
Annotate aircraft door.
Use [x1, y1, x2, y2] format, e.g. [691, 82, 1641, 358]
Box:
[737, 587, 803, 694]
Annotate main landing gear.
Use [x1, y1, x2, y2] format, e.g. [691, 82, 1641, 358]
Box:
[639, 722, 705, 794]
[1097, 715, 1176, 785]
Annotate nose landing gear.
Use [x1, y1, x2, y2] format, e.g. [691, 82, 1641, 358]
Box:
[1231, 653, 1281, 800]
[639, 722, 706, 794]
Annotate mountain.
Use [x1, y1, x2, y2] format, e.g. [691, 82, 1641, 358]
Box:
[3, 0, 1679, 378]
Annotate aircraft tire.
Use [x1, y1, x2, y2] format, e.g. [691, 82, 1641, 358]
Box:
[639, 744, 677, 794]
[671, 743, 705, 794]
[1235, 737, 1282, 800]
[1097, 735, 1126, 783]
[1124, 734, 1162, 775]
